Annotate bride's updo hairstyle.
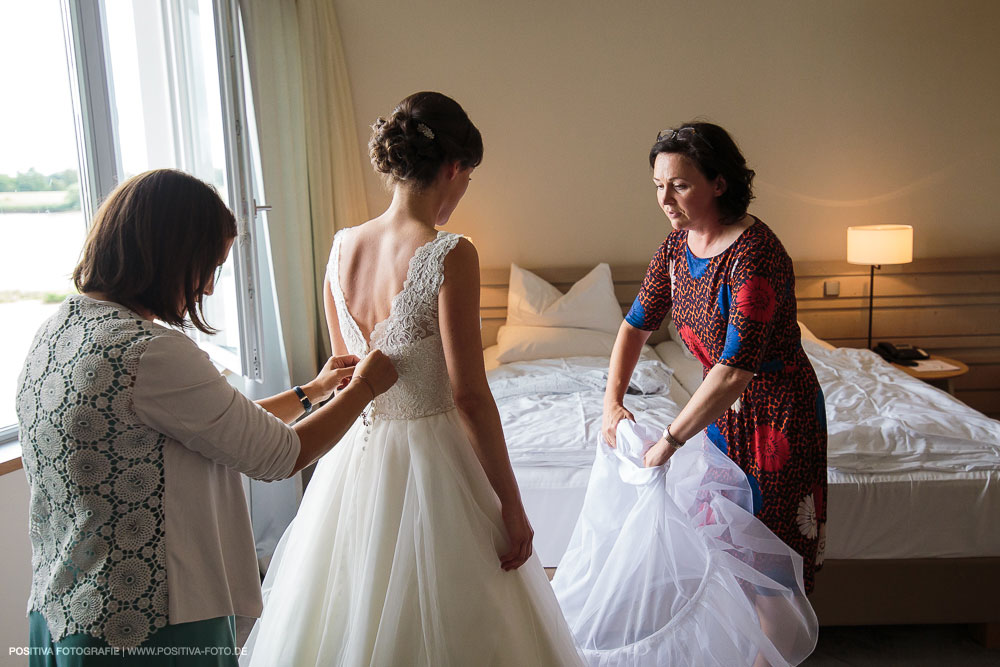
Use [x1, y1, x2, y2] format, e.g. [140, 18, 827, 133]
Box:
[369, 91, 483, 191]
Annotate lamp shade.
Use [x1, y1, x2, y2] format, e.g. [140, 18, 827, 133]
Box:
[846, 225, 913, 265]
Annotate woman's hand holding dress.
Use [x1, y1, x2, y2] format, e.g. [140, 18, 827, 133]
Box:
[601, 402, 636, 448]
[602, 321, 651, 447]
[642, 437, 679, 468]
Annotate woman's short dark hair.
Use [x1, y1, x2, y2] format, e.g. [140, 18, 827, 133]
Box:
[72, 169, 237, 333]
[369, 91, 483, 190]
[648, 122, 755, 224]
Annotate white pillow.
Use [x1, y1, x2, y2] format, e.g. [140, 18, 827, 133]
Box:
[483, 345, 501, 371]
[798, 320, 835, 351]
[495, 325, 617, 363]
[667, 320, 694, 359]
[507, 263, 623, 333]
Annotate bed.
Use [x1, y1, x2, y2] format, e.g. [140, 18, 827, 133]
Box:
[482, 263, 1000, 640]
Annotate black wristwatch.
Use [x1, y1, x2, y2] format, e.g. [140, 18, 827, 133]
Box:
[293, 385, 313, 414]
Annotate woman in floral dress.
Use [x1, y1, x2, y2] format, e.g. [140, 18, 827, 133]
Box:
[602, 123, 827, 592]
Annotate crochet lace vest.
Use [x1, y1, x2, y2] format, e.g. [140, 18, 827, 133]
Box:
[16, 296, 169, 647]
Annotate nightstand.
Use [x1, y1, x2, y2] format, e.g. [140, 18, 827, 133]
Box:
[891, 354, 969, 395]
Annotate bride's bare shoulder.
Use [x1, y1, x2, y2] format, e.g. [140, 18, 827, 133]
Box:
[338, 219, 379, 242]
[442, 236, 478, 282]
[352, 217, 440, 247]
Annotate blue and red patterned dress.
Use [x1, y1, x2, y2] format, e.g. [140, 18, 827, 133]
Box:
[626, 218, 827, 592]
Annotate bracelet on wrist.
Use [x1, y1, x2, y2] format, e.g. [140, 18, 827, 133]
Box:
[661, 423, 685, 449]
[292, 385, 313, 414]
[352, 375, 376, 401]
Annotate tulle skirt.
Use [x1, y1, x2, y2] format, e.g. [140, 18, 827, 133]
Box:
[552, 422, 818, 667]
[241, 409, 583, 667]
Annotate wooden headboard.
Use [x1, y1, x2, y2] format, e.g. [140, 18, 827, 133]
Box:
[481, 257, 999, 420]
[478, 265, 671, 348]
[793, 255, 999, 419]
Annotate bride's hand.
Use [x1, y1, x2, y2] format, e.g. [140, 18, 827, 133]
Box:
[602, 402, 635, 448]
[499, 503, 534, 571]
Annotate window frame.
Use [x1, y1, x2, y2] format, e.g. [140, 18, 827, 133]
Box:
[63, 0, 265, 381]
[1, 0, 278, 447]
[210, 0, 265, 382]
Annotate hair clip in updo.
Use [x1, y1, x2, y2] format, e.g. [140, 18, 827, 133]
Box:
[417, 123, 435, 140]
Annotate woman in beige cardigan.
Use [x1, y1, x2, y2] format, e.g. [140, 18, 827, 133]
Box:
[16, 168, 396, 665]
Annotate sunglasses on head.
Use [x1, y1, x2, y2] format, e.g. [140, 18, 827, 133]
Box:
[656, 126, 713, 150]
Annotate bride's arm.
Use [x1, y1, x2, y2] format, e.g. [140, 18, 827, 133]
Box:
[439, 238, 533, 571]
[253, 278, 353, 424]
[323, 277, 351, 356]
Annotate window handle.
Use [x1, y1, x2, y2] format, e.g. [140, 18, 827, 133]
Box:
[253, 199, 272, 217]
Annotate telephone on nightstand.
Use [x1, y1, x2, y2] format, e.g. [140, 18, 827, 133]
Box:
[874, 341, 930, 365]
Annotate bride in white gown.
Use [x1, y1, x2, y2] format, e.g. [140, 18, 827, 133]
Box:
[242, 92, 582, 666]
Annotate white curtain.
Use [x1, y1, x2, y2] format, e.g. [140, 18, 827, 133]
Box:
[238, 0, 368, 380]
[236, 0, 369, 560]
[296, 0, 371, 314]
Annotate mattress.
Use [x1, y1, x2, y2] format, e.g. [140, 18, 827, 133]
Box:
[512, 465, 591, 566]
[516, 464, 1000, 567]
[489, 343, 1000, 567]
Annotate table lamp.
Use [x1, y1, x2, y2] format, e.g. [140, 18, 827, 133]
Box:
[846, 224, 913, 349]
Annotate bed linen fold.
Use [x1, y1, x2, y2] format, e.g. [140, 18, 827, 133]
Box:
[802, 341, 1000, 474]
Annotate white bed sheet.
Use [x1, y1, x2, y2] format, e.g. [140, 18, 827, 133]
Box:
[490, 355, 685, 468]
[492, 343, 1000, 566]
[805, 341, 1000, 474]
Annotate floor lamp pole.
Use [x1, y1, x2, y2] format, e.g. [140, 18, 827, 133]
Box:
[867, 264, 877, 350]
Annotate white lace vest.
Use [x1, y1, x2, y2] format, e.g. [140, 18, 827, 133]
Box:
[328, 229, 462, 420]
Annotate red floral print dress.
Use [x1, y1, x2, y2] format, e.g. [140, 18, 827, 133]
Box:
[626, 219, 828, 592]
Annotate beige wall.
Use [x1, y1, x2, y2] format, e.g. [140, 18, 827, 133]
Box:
[333, 0, 1000, 267]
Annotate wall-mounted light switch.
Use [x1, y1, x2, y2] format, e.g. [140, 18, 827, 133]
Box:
[824, 280, 840, 297]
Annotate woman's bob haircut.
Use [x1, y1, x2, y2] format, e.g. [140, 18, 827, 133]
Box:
[73, 169, 237, 334]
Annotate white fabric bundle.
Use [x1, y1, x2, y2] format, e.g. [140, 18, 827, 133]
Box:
[552, 421, 818, 666]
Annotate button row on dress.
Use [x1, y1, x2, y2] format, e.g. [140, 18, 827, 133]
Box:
[360, 406, 374, 452]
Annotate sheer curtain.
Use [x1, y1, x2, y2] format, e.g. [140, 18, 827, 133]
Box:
[239, 0, 368, 379]
[237, 0, 369, 562]
[296, 0, 371, 330]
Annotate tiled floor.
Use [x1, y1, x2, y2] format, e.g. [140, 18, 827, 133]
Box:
[237, 618, 998, 664]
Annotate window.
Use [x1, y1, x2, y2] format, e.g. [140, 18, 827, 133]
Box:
[102, 0, 245, 370]
[0, 1, 87, 439]
[1, 0, 269, 443]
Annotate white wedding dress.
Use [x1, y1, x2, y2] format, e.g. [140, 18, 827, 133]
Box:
[242, 229, 583, 666]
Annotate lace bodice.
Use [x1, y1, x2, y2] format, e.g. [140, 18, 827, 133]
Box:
[328, 229, 462, 420]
